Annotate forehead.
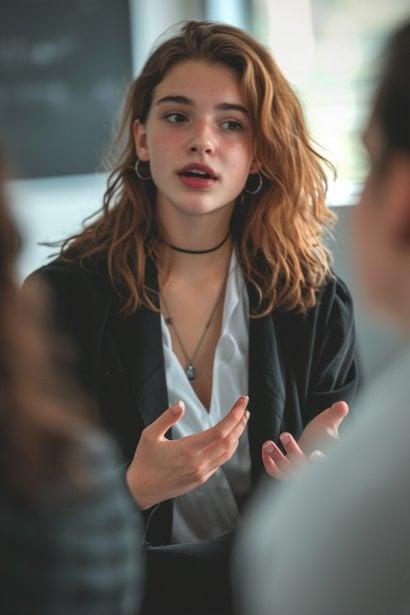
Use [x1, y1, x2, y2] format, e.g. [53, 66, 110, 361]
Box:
[153, 59, 244, 103]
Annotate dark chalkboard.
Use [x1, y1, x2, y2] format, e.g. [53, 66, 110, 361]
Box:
[0, 0, 133, 178]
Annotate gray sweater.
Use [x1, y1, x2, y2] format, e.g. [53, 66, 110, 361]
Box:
[0, 430, 142, 615]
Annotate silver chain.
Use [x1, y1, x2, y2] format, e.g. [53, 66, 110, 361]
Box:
[160, 269, 229, 381]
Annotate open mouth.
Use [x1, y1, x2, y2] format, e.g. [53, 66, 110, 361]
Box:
[177, 165, 218, 189]
[179, 169, 216, 180]
[177, 164, 218, 181]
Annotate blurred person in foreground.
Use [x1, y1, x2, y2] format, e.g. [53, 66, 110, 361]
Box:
[236, 19, 410, 615]
[0, 155, 142, 614]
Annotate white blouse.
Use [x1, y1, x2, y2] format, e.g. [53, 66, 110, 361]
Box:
[160, 250, 252, 544]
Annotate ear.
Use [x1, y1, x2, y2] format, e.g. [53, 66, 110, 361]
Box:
[249, 159, 260, 174]
[132, 119, 150, 161]
[385, 154, 410, 246]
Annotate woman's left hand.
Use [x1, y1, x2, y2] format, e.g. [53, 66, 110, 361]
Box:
[262, 434, 324, 480]
[262, 400, 349, 480]
[297, 400, 349, 455]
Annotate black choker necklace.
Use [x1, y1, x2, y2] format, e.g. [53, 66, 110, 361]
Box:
[161, 231, 230, 254]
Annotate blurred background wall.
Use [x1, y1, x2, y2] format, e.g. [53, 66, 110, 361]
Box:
[1, 0, 409, 384]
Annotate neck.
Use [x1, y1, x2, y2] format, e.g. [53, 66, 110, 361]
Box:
[161, 229, 230, 254]
[158, 235, 232, 285]
[156, 202, 234, 281]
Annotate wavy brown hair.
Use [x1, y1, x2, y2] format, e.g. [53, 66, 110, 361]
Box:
[0, 155, 90, 498]
[59, 20, 336, 315]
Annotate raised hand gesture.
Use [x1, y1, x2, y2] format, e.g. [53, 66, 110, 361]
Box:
[262, 401, 349, 480]
[126, 396, 250, 509]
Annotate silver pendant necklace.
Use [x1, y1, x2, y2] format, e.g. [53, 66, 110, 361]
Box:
[160, 278, 228, 381]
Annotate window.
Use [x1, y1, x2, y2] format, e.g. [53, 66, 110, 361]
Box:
[208, 0, 410, 204]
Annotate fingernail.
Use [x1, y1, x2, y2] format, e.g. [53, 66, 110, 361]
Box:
[171, 401, 183, 415]
[263, 442, 275, 454]
[280, 433, 290, 445]
[240, 395, 249, 404]
[245, 410, 250, 421]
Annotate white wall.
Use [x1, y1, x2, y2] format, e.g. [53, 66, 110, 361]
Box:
[10, 173, 107, 279]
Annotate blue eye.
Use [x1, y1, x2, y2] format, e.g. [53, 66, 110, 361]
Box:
[222, 120, 243, 132]
[164, 112, 187, 124]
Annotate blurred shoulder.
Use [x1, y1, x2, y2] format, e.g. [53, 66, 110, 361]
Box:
[24, 255, 112, 307]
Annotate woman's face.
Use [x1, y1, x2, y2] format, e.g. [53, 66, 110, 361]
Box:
[354, 123, 387, 306]
[354, 121, 410, 326]
[133, 60, 258, 221]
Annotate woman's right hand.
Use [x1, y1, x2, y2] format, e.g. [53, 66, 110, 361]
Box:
[126, 396, 250, 510]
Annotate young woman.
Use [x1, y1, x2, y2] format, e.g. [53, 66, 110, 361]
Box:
[0, 154, 141, 613]
[30, 20, 358, 614]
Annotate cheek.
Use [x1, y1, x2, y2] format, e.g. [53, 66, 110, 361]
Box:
[146, 131, 175, 176]
[353, 182, 387, 305]
[353, 197, 373, 284]
[226, 141, 254, 179]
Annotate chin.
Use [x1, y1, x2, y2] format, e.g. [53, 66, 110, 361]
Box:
[175, 198, 232, 217]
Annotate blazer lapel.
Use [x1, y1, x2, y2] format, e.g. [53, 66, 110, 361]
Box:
[110, 257, 169, 427]
[108, 261, 287, 467]
[247, 287, 286, 483]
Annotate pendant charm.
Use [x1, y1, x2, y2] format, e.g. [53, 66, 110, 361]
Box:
[185, 364, 196, 381]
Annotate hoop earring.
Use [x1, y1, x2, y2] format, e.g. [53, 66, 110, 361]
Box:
[135, 159, 152, 180]
[244, 172, 263, 195]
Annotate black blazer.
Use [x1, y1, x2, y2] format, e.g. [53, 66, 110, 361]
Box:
[30, 256, 358, 546]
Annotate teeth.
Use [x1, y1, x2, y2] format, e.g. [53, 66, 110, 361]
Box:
[187, 169, 207, 176]
[180, 167, 216, 179]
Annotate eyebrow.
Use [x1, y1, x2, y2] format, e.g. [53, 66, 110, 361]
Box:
[155, 95, 248, 114]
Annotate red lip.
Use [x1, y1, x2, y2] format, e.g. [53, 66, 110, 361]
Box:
[178, 175, 216, 189]
[177, 163, 218, 179]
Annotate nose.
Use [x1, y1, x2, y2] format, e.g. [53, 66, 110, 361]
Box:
[188, 120, 215, 155]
